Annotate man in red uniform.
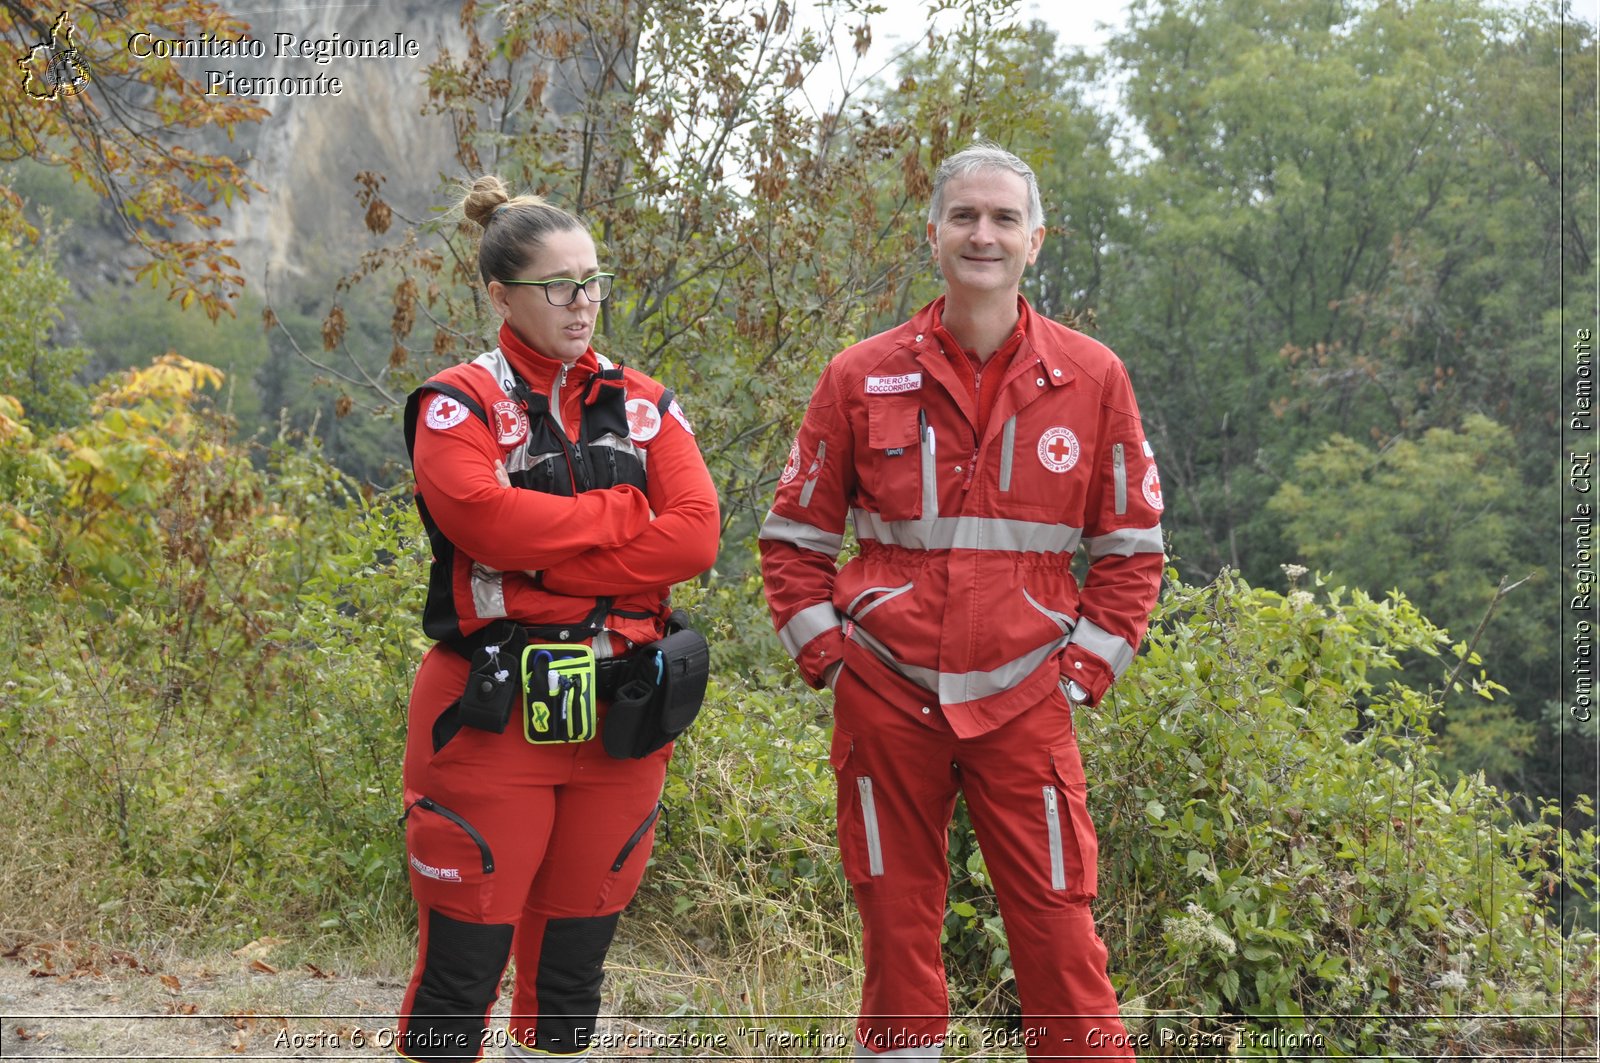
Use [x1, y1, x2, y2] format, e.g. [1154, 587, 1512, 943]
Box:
[760, 142, 1163, 1059]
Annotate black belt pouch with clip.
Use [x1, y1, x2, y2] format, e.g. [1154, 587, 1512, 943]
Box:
[603, 610, 710, 759]
[454, 622, 526, 733]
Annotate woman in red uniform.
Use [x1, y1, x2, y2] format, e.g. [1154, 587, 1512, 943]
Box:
[396, 176, 720, 1062]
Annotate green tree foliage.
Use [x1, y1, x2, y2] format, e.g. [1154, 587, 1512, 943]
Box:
[0, 199, 87, 427]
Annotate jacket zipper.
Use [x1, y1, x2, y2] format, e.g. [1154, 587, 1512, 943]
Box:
[610, 802, 662, 872]
[412, 797, 495, 875]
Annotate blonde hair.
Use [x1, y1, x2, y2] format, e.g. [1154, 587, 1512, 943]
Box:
[459, 175, 587, 286]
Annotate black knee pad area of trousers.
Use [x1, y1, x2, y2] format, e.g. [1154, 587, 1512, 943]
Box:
[531, 912, 622, 1053]
[403, 909, 515, 1062]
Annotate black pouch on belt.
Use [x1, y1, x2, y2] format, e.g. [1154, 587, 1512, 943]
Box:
[456, 623, 526, 733]
[602, 610, 710, 759]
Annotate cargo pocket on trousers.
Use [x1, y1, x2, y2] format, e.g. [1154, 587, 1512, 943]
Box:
[592, 801, 662, 915]
[402, 797, 496, 916]
[1045, 744, 1099, 900]
[830, 729, 885, 884]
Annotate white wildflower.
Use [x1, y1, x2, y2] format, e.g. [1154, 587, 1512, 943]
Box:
[1280, 563, 1309, 580]
[1163, 903, 1237, 956]
[1431, 969, 1468, 993]
[1288, 590, 1314, 609]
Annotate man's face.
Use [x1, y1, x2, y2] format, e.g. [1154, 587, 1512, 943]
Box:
[926, 168, 1045, 301]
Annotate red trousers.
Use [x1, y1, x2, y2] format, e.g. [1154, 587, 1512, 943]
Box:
[831, 664, 1133, 1061]
[397, 645, 669, 1062]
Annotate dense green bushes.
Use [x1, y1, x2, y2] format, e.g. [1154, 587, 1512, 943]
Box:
[0, 357, 1592, 1058]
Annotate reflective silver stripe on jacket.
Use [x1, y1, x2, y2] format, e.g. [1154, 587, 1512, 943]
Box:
[1113, 442, 1127, 515]
[851, 510, 1082, 554]
[1022, 587, 1075, 634]
[998, 415, 1017, 492]
[848, 623, 1070, 706]
[470, 561, 507, 618]
[778, 601, 843, 658]
[846, 582, 913, 621]
[798, 440, 827, 508]
[1081, 524, 1164, 560]
[759, 510, 845, 557]
[1068, 616, 1136, 678]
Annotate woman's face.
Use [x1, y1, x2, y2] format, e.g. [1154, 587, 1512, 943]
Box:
[488, 227, 601, 365]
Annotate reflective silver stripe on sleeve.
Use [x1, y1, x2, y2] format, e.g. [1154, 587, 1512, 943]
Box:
[470, 562, 507, 618]
[778, 601, 843, 658]
[1044, 785, 1066, 891]
[851, 510, 1082, 554]
[1069, 617, 1136, 678]
[999, 415, 1017, 492]
[759, 510, 845, 556]
[848, 624, 1070, 706]
[1113, 442, 1128, 515]
[1081, 525, 1165, 560]
[798, 440, 827, 508]
[858, 777, 885, 877]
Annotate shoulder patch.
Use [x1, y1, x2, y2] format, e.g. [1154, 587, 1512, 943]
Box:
[425, 393, 471, 431]
[625, 397, 662, 442]
[668, 399, 694, 435]
[491, 399, 529, 447]
[1142, 465, 1165, 511]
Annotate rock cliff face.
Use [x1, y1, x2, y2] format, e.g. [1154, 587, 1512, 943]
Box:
[161, 1, 474, 293]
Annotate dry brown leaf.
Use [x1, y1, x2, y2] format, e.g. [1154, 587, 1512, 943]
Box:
[159, 974, 182, 992]
[248, 959, 278, 975]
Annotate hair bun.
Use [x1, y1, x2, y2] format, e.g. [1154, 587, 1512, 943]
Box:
[462, 175, 511, 228]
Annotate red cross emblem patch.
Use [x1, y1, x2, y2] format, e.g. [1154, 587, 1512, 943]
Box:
[625, 398, 662, 442]
[1037, 427, 1080, 473]
[424, 393, 471, 431]
[491, 400, 528, 447]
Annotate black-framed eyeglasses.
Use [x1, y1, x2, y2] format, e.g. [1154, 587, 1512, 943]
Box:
[498, 272, 615, 307]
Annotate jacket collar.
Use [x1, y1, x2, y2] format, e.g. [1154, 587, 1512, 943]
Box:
[905, 296, 1076, 392]
[497, 321, 597, 392]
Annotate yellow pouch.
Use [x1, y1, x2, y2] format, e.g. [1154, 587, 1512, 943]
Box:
[520, 644, 597, 744]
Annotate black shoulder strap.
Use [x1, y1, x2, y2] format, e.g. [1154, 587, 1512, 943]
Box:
[404, 383, 489, 461]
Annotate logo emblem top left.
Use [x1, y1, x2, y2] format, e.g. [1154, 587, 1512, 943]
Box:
[425, 393, 471, 431]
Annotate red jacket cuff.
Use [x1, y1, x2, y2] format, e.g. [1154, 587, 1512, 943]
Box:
[1060, 646, 1116, 705]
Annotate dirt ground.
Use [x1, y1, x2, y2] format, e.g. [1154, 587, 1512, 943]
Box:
[0, 938, 412, 1060]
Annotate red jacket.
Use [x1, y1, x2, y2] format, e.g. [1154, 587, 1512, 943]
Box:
[409, 323, 720, 649]
[760, 299, 1163, 737]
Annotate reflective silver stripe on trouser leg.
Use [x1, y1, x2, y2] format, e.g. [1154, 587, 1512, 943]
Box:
[1044, 785, 1066, 891]
[858, 777, 884, 877]
[853, 1042, 944, 1059]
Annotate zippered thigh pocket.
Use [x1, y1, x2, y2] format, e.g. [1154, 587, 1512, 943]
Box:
[830, 729, 886, 883]
[1044, 744, 1099, 899]
[402, 797, 497, 914]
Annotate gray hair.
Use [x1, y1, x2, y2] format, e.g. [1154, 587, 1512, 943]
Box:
[927, 141, 1044, 232]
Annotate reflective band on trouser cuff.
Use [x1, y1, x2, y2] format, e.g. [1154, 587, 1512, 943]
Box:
[851, 509, 1082, 554]
[507, 1038, 590, 1060]
[778, 601, 844, 658]
[1069, 617, 1136, 678]
[854, 1042, 944, 1060]
[760, 509, 845, 557]
[848, 624, 1069, 706]
[1081, 524, 1164, 560]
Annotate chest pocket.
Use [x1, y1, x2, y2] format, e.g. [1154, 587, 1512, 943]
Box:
[863, 398, 927, 523]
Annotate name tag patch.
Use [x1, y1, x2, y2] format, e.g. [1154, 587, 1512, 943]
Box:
[866, 373, 922, 395]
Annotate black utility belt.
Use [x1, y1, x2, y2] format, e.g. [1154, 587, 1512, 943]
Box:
[451, 614, 709, 759]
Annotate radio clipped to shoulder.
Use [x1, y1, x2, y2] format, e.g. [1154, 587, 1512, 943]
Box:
[520, 644, 598, 744]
